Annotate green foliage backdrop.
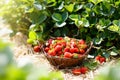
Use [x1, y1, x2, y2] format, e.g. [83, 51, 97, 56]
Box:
[1, 0, 120, 57]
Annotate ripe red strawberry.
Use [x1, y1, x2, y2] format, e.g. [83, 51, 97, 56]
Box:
[57, 51, 63, 56]
[73, 44, 77, 48]
[72, 68, 81, 75]
[56, 37, 63, 40]
[56, 42, 61, 46]
[99, 57, 106, 63]
[64, 47, 70, 52]
[52, 43, 57, 48]
[48, 49, 56, 56]
[95, 55, 106, 63]
[79, 49, 85, 54]
[70, 41, 77, 48]
[79, 39, 85, 44]
[70, 48, 75, 53]
[55, 45, 62, 52]
[64, 52, 72, 58]
[61, 42, 66, 47]
[95, 55, 101, 61]
[74, 48, 79, 53]
[33, 45, 41, 52]
[70, 48, 79, 53]
[80, 67, 88, 74]
[44, 47, 50, 52]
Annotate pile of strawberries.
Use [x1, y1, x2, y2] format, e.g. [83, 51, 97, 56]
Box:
[72, 67, 88, 75]
[44, 37, 88, 58]
[95, 55, 106, 63]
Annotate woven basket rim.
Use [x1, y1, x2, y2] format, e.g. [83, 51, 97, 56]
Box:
[44, 52, 86, 60]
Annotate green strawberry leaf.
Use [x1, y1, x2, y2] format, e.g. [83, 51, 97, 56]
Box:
[55, 22, 66, 27]
[83, 60, 98, 70]
[113, 20, 120, 27]
[89, 0, 103, 5]
[82, 18, 90, 27]
[29, 31, 37, 40]
[38, 13, 47, 24]
[62, 12, 68, 22]
[52, 13, 63, 22]
[75, 20, 83, 28]
[25, 7, 34, 13]
[69, 14, 81, 21]
[74, 4, 83, 12]
[46, 0, 56, 7]
[102, 52, 110, 58]
[64, 4, 74, 13]
[108, 25, 119, 32]
[30, 13, 47, 24]
[34, 3, 43, 10]
[93, 37, 103, 45]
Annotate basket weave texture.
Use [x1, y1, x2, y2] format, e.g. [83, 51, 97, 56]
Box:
[43, 42, 93, 69]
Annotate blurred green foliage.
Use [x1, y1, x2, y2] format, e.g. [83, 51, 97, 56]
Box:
[0, 40, 64, 80]
[94, 60, 120, 80]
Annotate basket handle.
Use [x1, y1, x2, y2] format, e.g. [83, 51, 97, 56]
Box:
[84, 41, 93, 55]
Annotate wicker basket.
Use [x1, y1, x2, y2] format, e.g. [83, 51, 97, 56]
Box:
[43, 42, 93, 69]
